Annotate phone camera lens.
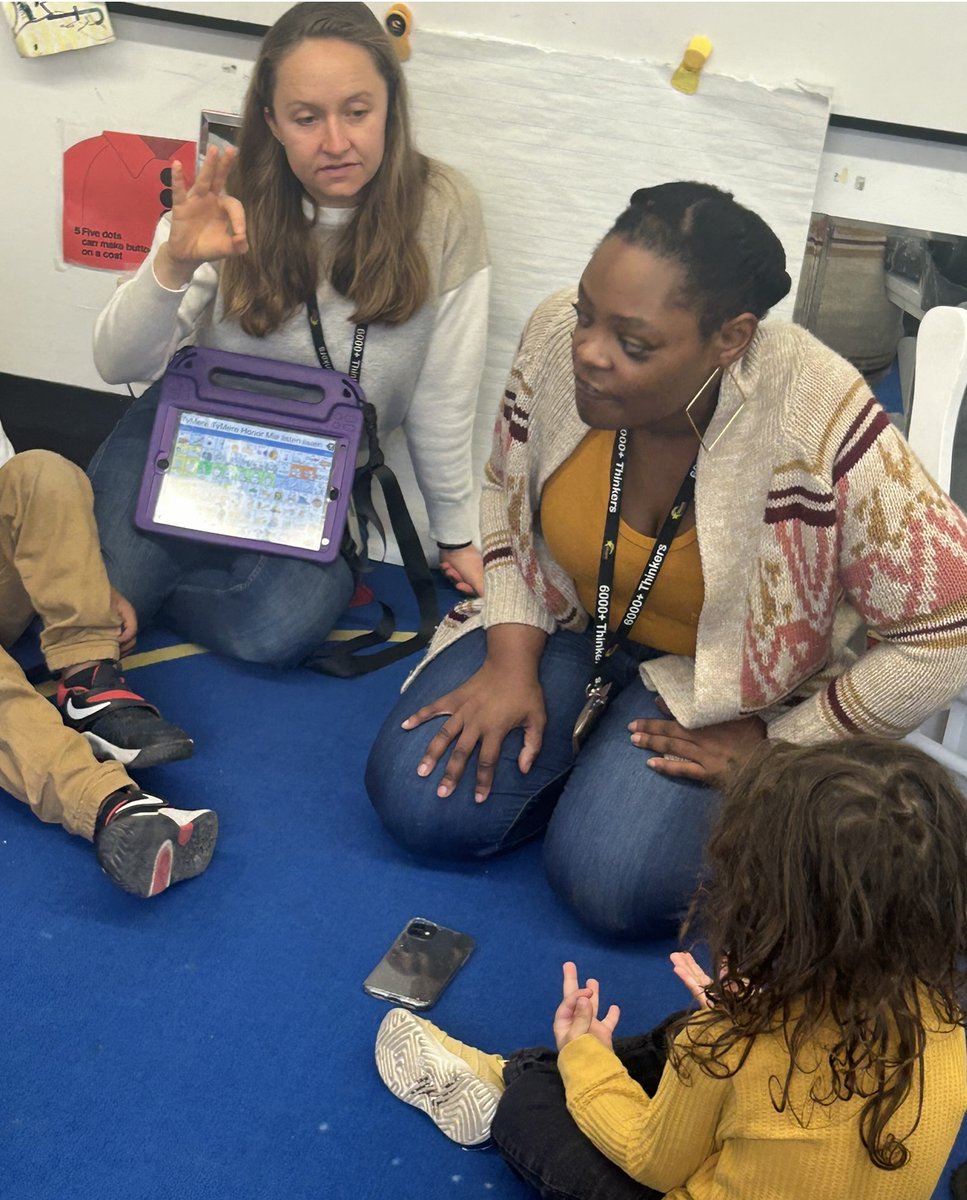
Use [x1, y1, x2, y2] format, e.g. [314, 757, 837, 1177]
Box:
[408, 921, 434, 938]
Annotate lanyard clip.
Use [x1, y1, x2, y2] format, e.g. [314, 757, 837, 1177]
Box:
[573, 678, 613, 754]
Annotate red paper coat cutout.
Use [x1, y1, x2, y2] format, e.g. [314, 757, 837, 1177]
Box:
[63, 131, 196, 270]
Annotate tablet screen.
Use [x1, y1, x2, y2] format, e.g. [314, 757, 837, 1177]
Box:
[151, 410, 340, 551]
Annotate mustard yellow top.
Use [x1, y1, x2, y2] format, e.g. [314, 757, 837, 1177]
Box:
[541, 429, 704, 656]
[558, 1018, 967, 1200]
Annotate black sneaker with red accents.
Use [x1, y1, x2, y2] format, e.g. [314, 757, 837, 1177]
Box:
[95, 788, 218, 898]
[55, 660, 193, 769]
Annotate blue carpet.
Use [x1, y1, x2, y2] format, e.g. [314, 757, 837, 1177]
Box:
[871, 356, 904, 414]
[1, 565, 962, 1199]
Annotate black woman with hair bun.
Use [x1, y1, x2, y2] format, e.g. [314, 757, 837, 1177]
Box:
[367, 181, 967, 942]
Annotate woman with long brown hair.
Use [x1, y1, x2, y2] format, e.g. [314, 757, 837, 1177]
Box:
[89, 2, 488, 666]
[375, 736, 967, 1200]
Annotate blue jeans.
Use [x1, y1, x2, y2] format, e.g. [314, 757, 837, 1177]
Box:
[365, 628, 719, 940]
[87, 382, 355, 666]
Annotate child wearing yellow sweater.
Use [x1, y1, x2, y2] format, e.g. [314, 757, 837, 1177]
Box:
[375, 737, 967, 1199]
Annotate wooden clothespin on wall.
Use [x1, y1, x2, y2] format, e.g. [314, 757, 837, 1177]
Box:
[671, 36, 713, 94]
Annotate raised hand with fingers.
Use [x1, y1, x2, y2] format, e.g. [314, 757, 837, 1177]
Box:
[154, 145, 249, 289]
[669, 951, 715, 1009]
[553, 960, 621, 1052]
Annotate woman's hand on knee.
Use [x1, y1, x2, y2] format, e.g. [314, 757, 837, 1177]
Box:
[628, 700, 766, 785]
[400, 660, 546, 803]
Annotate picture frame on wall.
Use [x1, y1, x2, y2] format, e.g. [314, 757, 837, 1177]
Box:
[198, 109, 242, 166]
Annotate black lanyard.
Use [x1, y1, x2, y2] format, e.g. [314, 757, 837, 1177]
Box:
[589, 428, 697, 690]
[300, 295, 440, 677]
[306, 294, 367, 382]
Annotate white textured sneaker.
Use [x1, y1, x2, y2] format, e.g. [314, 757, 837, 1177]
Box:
[375, 1008, 502, 1146]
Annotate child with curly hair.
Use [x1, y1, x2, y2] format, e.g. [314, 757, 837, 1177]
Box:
[375, 736, 967, 1199]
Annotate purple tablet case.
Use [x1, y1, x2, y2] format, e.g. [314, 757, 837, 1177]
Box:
[135, 345, 364, 563]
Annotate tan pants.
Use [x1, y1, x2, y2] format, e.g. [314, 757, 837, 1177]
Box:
[0, 450, 132, 841]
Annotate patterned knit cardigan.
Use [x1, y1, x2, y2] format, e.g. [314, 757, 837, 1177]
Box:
[412, 290, 967, 744]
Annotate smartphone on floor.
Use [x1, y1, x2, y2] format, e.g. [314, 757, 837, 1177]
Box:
[363, 917, 475, 1010]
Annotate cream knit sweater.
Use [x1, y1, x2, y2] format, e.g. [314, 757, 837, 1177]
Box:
[412, 290, 967, 743]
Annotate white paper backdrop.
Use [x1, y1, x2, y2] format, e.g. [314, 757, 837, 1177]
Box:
[1, 16, 831, 562]
[375, 31, 831, 557]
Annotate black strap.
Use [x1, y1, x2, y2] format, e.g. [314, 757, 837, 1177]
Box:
[302, 296, 439, 676]
[588, 428, 696, 691]
[306, 298, 367, 381]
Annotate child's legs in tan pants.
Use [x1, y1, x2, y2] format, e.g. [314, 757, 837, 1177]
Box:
[0, 449, 120, 668]
[0, 648, 131, 839]
[0, 450, 133, 840]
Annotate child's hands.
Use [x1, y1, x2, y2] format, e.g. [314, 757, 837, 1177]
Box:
[553, 961, 620, 1052]
[669, 951, 721, 1009]
[111, 587, 138, 657]
[670, 951, 714, 1008]
[671, 950, 750, 1010]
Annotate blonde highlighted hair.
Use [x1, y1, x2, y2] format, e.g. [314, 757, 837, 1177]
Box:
[221, 1, 430, 335]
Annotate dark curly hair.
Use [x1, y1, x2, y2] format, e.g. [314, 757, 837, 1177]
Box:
[671, 736, 967, 1170]
[607, 181, 792, 338]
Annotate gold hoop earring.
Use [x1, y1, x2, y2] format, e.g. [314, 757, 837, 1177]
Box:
[685, 366, 746, 453]
[684, 367, 722, 450]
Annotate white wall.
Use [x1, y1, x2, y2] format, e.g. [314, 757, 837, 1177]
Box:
[168, 2, 967, 241]
[2, 1, 966, 398]
[151, 1, 967, 135]
[1, 2, 832, 395]
[814, 125, 967, 235]
[0, 12, 259, 392]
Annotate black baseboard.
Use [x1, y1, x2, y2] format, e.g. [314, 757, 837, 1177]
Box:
[0, 373, 132, 469]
